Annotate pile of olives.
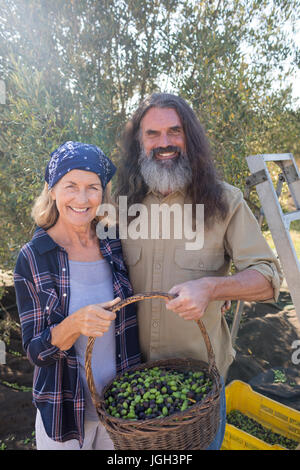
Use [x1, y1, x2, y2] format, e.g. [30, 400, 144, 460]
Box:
[103, 366, 213, 421]
[227, 410, 299, 450]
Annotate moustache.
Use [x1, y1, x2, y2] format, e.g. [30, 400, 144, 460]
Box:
[150, 146, 182, 158]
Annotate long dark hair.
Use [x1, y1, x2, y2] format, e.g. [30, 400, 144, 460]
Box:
[115, 93, 229, 227]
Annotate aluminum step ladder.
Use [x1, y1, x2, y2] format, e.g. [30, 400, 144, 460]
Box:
[230, 153, 300, 347]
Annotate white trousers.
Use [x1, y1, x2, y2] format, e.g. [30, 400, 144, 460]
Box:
[35, 409, 114, 450]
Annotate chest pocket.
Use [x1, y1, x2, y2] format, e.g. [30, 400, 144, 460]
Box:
[121, 244, 145, 293]
[122, 245, 142, 267]
[174, 248, 224, 273]
[39, 288, 65, 325]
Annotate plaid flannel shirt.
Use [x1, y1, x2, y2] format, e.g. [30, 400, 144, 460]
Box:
[14, 226, 141, 446]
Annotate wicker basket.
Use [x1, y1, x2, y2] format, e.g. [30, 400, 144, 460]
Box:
[85, 292, 222, 450]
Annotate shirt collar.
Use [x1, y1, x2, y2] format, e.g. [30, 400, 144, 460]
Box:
[31, 225, 109, 257]
[31, 226, 62, 255]
[146, 187, 186, 199]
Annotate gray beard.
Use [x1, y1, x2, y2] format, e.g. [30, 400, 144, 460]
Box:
[138, 148, 193, 195]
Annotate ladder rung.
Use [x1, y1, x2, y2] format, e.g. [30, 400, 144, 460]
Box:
[283, 211, 300, 225]
[251, 153, 294, 162]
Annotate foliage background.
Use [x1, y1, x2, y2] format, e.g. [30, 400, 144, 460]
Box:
[0, 0, 300, 297]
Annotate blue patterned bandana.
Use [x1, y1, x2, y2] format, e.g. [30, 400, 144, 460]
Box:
[45, 141, 116, 189]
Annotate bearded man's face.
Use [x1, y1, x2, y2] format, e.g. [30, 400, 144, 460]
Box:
[138, 107, 192, 194]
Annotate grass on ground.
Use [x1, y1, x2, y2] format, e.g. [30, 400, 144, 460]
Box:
[263, 229, 300, 261]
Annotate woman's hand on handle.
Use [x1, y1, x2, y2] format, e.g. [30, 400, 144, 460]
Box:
[74, 297, 120, 337]
[50, 297, 121, 351]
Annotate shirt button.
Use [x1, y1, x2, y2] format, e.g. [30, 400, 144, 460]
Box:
[46, 306, 49, 310]
[118, 354, 121, 358]
[155, 263, 161, 270]
[62, 268, 66, 272]
[152, 321, 159, 328]
[63, 293, 67, 297]
[199, 263, 204, 268]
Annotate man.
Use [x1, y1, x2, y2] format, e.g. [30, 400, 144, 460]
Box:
[115, 92, 283, 449]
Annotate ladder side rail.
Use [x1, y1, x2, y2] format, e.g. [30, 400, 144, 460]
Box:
[277, 156, 300, 210]
[246, 155, 300, 325]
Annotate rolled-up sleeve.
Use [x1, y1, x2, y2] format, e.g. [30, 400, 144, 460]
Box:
[224, 188, 283, 303]
[14, 251, 68, 367]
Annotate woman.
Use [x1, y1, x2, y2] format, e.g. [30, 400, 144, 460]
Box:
[14, 141, 141, 450]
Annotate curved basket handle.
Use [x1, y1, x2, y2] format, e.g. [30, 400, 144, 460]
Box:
[85, 292, 217, 408]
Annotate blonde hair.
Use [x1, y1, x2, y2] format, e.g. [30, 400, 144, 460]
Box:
[31, 181, 117, 230]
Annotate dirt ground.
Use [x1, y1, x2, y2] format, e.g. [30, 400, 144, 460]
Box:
[0, 284, 300, 450]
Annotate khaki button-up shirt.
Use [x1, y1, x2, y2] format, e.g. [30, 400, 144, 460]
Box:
[121, 182, 283, 377]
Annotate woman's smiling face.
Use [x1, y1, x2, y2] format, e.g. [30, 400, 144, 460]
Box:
[50, 169, 103, 228]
